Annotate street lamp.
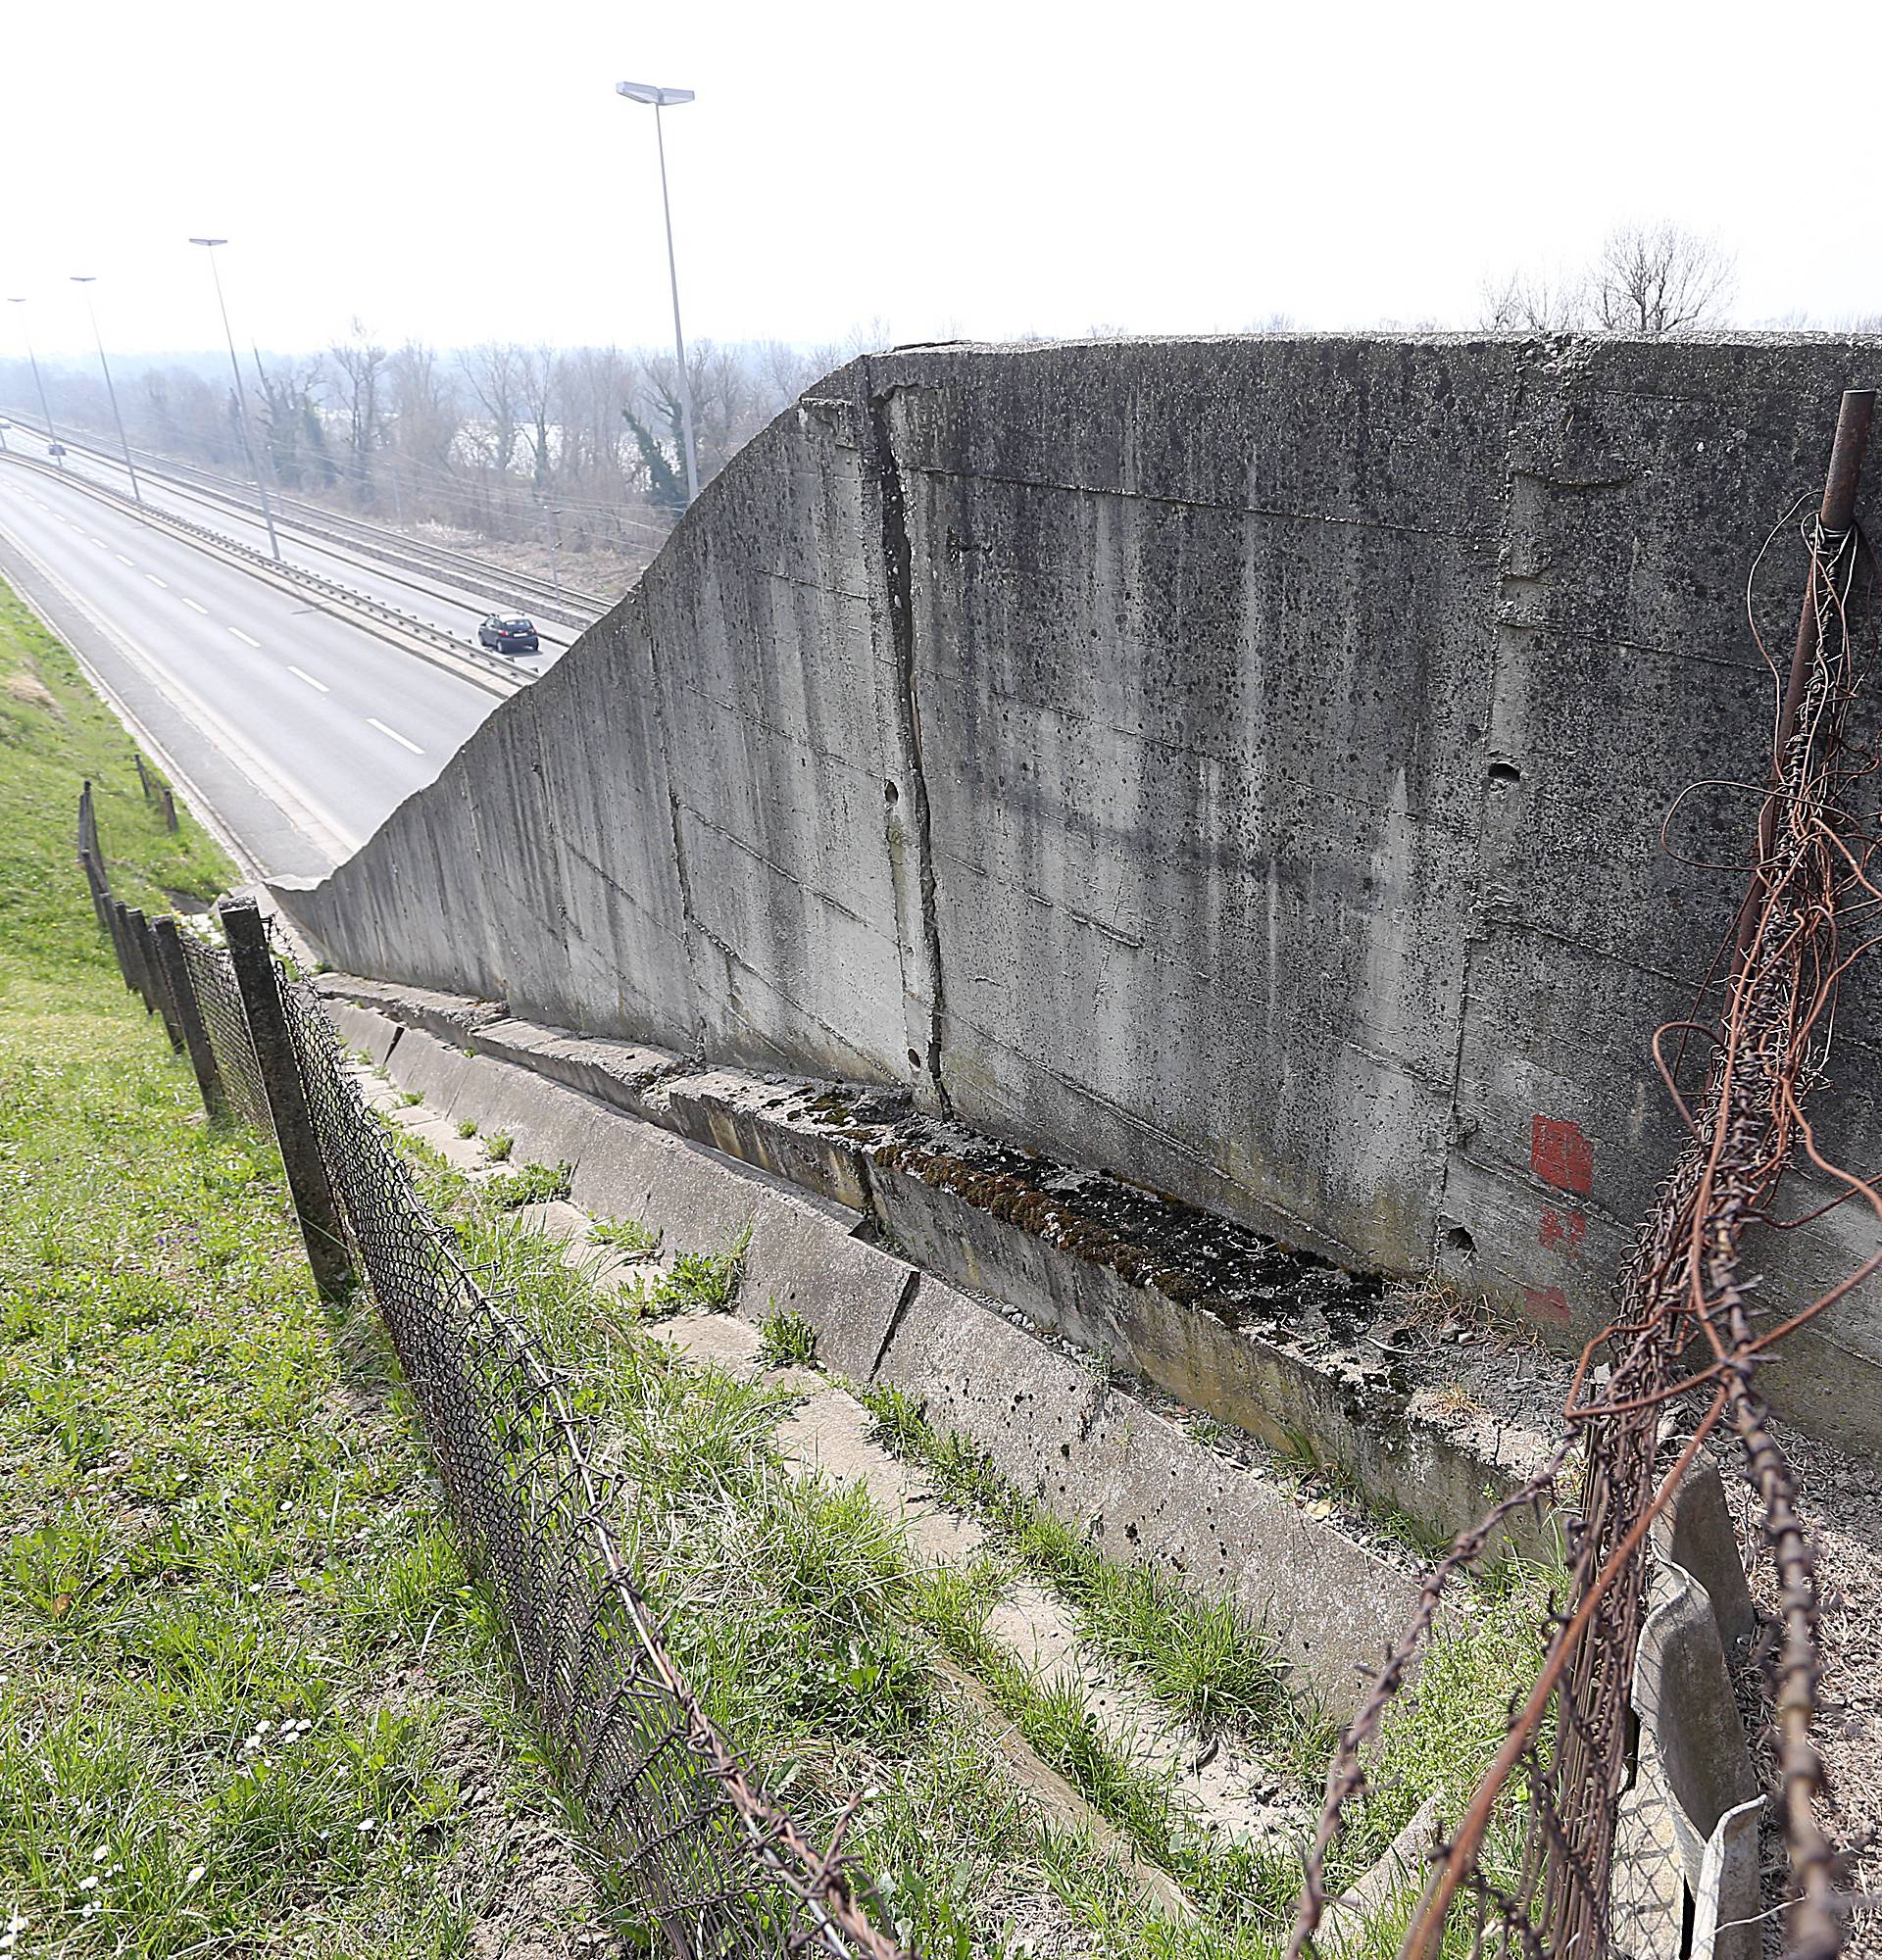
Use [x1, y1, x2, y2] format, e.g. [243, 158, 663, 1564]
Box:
[71, 277, 143, 507]
[5, 298, 65, 466]
[186, 237, 282, 560]
[615, 79, 701, 505]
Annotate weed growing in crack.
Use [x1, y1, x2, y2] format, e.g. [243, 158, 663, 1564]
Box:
[589, 1215, 661, 1258]
[482, 1131, 514, 1162]
[756, 1305, 817, 1369]
[482, 1160, 574, 1210]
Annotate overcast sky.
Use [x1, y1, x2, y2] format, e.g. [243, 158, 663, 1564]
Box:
[6, 0, 1876, 366]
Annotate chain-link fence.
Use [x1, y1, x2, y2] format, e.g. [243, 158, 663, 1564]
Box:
[81, 818, 906, 1960]
[176, 928, 271, 1132]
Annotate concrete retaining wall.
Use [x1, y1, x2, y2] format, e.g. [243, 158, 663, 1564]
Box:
[277, 332, 1882, 1446]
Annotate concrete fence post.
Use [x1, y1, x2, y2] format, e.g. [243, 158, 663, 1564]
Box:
[219, 898, 356, 1302]
[121, 905, 158, 1008]
[103, 898, 135, 988]
[138, 913, 186, 1055]
[153, 916, 225, 1119]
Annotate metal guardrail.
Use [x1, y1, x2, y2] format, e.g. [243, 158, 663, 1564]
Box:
[4, 447, 527, 699]
[5, 410, 607, 628]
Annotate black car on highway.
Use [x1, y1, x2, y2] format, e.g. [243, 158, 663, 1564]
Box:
[478, 613, 539, 656]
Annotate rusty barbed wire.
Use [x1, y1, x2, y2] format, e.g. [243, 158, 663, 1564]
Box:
[1290, 400, 1879, 1960]
[268, 969, 910, 1959]
[83, 852, 908, 1958]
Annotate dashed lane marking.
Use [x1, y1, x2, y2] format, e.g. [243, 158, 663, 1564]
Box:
[180, 597, 209, 614]
[228, 627, 262, 649]
[145, 574, 168, 588]
[367, 716, 423, 755]
[287, 665, 328, 693]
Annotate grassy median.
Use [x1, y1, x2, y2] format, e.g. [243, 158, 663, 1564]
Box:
[0, 581, 610, 1956]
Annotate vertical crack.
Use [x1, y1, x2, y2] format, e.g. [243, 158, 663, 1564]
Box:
[868, 383, 952, 1116]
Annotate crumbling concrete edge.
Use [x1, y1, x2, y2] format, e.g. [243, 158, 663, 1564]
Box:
[313, 970, 1568, 1556]
[1631, 1555, 1763, 1960]
[325, 988, 1422, 1719]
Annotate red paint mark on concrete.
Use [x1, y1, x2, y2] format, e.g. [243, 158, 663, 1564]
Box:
[1523, 1284, 1570, 1324]
[1531, 1115, 1594, 1195]
[1539, 1207, 1588, 1253]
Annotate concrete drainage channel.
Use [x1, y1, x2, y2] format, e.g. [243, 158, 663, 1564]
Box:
[319, 973, 1771, 1952]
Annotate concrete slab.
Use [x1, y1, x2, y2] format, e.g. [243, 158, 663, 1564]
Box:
[874, 1275, 1421, 1717]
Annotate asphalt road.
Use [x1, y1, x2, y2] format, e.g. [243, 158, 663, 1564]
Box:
[2, 422, 579, 667]
[0, 456, 510, 881]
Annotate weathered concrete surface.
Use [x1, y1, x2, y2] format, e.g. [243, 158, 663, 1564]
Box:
[322, 968, 1563, 1548]
[277, 333, 1882, 1446]
[346, 993, 1422, 1714]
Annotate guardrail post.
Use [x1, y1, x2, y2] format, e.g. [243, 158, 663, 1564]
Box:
[153, 915, 225, 1119]
[220, 898, 355, 1302]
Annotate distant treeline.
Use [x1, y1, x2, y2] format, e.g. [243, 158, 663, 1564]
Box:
[0, 325, 880, 564]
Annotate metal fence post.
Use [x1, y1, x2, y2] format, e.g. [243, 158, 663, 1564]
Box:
[153, 916, 225, 1119]
[219, 898, 356, 1302]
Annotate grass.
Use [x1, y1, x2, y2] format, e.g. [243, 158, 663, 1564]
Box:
[0, 573, 1547, 1956]
[454, 1119, 477, 1140]
[856, 1383, 1555, 1876]
[858, 1384, 1309, 1746]
[755, 1304, 817, 1368]
[480, 1132, 513, 1163]
[0, 579, 609, 1954]
[589, 1216, 660, 1258]
[480, 1159, 572, 1210]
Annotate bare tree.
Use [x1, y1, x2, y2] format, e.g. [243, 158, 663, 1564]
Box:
[1590, 222, 1735, 336]
[460, 341, 524, 477]
[517, 344, 560, 491]
[254, 359, 333, 491]
[1477, 269, 1587, 332]
[327, 318, 389, 503]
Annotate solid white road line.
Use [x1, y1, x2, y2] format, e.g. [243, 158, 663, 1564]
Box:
[287, 665, 328, 693]
[145, 574, 168, 588]
[228, 627, 262, 649]
[114, 553, 134, 566]
[180, 596, 209, 614]
[367, 716, 423, 755]
[0, 513, 363, 864]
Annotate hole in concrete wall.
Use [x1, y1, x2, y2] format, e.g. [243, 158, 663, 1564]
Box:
[908, 1049, 923, 1070]
[1487, 761, 1522, 788]
[1443, 1224, 1477, 1259]
[884, 780, 900, 804]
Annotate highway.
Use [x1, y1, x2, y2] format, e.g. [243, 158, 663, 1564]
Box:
[0, 420, 584, 666]
[0, 455, 521, 880]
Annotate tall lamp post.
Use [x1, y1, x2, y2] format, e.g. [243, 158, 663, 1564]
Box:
[186, 237, 281, 560]
[71, 277, 143, 507]
[615, 80, 701, 505]
[5, 297, 65, 466]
